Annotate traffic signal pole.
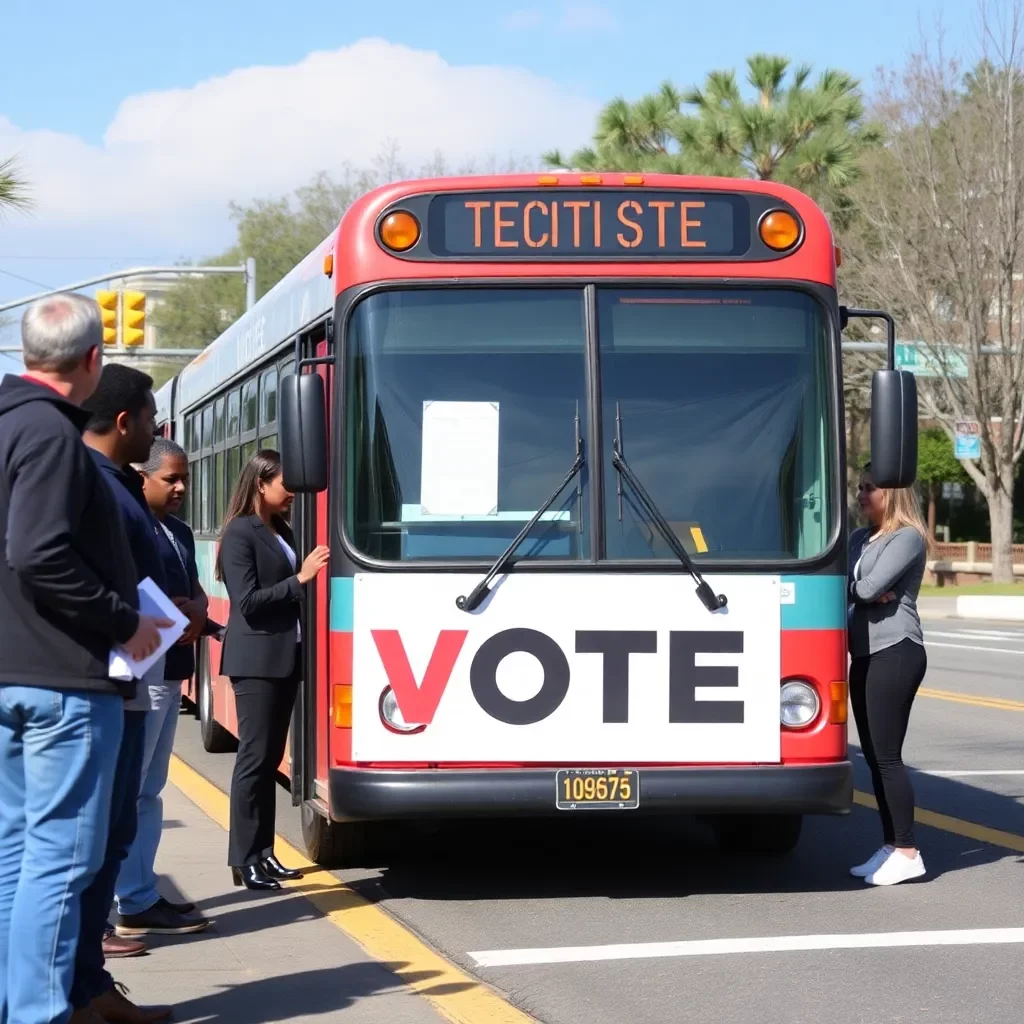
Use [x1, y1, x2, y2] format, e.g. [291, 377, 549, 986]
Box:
[0, 260, 256, 356]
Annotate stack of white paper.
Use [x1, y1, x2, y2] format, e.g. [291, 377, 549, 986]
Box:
[109, 577, 189, 682]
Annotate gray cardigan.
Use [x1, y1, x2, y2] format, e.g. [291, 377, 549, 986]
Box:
[848, 526, 927, 658]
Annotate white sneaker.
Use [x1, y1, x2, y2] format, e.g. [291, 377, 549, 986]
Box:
[865, 850, 926, 886]
[850, 845, 893, 878]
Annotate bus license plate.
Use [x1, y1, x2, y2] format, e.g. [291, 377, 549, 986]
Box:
[555, 769, 639, 810]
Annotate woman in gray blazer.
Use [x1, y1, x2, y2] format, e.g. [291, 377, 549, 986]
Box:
[847, 462, 931, 886]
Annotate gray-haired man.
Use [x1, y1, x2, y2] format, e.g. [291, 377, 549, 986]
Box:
[0, 294, 167, 1024]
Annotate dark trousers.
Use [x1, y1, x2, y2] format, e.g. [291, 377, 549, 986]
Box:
[850, 638, 927, 849]
[228, 668, 300, 867]
[71, 709, 146, 1009]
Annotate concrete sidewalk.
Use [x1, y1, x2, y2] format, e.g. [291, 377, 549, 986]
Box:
[919, 596, 959, 619]
[109, 783, 448, 1023]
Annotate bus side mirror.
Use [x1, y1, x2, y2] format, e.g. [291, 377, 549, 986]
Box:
[280, 372, 328, 493]
[870, 369, 918, 488]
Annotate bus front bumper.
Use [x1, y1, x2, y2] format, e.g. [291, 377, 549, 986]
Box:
[328, 762, 853, 821]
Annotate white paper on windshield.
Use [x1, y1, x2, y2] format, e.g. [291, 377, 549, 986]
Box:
[108, 577, 188, 682]
[420, 400, 499, 517]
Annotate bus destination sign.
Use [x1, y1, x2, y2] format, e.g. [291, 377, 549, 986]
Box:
[425, 190, 750, 259]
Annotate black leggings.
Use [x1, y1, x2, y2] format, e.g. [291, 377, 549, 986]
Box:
[849, 638, 927, 848]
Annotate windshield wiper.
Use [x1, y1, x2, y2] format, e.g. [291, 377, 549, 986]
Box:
[611, 439, 727, 613]
[456, 437, 585, 612]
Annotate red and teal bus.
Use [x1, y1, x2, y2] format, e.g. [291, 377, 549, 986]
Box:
[155, 172, 917, 864]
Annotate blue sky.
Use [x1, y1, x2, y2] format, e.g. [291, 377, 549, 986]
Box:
[0, 0, 978, 364]
[1, 0, 971, 142]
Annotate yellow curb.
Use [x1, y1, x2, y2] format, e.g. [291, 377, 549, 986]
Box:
[168, 755, 536, 1024]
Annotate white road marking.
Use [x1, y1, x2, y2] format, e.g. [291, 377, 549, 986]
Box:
[922, 770, 1024, 777]
[468, 928, 1024, 968]
[925, 641, 1024, 655]
[926, 630, 1024, 641]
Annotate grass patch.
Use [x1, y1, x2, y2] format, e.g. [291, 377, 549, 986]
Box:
[920, 583, 1024, 596]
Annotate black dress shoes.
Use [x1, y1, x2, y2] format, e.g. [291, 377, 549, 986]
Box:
[259, 854, 302, 881]
[231, 864, 281, 891]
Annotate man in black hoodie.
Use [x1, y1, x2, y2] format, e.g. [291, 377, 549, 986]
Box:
[0, 294, 167, 1024]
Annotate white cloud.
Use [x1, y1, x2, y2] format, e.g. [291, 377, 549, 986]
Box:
[501, 9, 545, 30]
[502, 3, 617, 33]
[559, 3, 617, 31]
[0, 38, 598, 258]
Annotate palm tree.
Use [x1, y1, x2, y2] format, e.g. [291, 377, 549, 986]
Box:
[0, 157, 32, 218]
[545, 84, 699, 173]
[545, 55, 879, 215]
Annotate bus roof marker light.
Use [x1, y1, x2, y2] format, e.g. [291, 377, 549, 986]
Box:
[379, 211, 420, 252]
[323, 253, 334, 278]
[759, 210, 802, 251]
[623, 175, 644, 186]
[537, 175, 559, 186]
[579, 174, 602, 185]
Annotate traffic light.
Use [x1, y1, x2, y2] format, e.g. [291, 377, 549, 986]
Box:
[122, 291, 146, 347]
[96, 290, 118, 346]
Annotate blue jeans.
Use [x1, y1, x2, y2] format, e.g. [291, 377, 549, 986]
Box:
[70, 709, 146, 1011]
[115, 684, 180, 916]
[0, 685, 123, 1024]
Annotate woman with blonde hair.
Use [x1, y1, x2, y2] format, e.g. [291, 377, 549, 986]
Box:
[847, 462, 932, 886]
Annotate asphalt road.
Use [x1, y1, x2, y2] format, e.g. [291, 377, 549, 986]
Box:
[173, 619, 1024, 1024]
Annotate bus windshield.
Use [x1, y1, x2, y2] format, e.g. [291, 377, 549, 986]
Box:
[344, 286, 834, 564]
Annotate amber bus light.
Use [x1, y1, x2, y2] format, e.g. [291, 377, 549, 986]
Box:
[379, 211, 420, 252]
[759, 210, 802, 251]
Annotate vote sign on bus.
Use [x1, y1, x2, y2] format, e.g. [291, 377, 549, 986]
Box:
[351, 574, 782, 763]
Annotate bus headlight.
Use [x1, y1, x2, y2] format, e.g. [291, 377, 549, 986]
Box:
[780, 680, 820, 729]
[378, 686, 425, 734]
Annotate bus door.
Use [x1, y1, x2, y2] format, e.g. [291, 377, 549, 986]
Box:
[289, 320, 333, 808]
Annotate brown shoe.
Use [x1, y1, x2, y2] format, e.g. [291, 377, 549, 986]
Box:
[103, 926, 146, 958]
[90, 984, 172, 1024]
[69, 1010, 107, 1023]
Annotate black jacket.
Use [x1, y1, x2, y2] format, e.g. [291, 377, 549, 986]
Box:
[158, 514, 201, 681]
[218, 514, 303, 679]
[0, 375, 140, 697]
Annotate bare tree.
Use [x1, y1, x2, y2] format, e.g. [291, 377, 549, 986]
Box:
[845, 3, 1024, 581]
[842, 346, 877, 508]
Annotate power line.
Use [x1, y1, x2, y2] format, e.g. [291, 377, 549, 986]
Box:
[0, 268, 53, 290]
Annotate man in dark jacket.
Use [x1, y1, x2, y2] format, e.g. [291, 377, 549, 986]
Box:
[114, 438, 211, 940]
[0, 294, 166, 1024]
[73, 365, 175, 1024]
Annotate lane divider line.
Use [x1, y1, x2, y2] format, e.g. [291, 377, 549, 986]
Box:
[918, 687, 1024, 712]
[924, 641, 1024, 656]
[167, 755, 536, 1024]
[852, 790, 1024, 852]
[467, 927, 1024, 968]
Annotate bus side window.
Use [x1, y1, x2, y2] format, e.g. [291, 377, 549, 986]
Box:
[214, 397, 226, 446]
[227, 389, 240, 441]
[227, 446, 241, 500]
[241, 379, 257, 436]
[260, 367, 278, 447]
[201, 457, 213, 535]
[214, 450, 225, 528]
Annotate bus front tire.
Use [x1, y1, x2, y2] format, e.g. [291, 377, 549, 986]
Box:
[710, 813, 803, 855]
[198, 644, 237, 754]
[300, 802, 371, 867]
